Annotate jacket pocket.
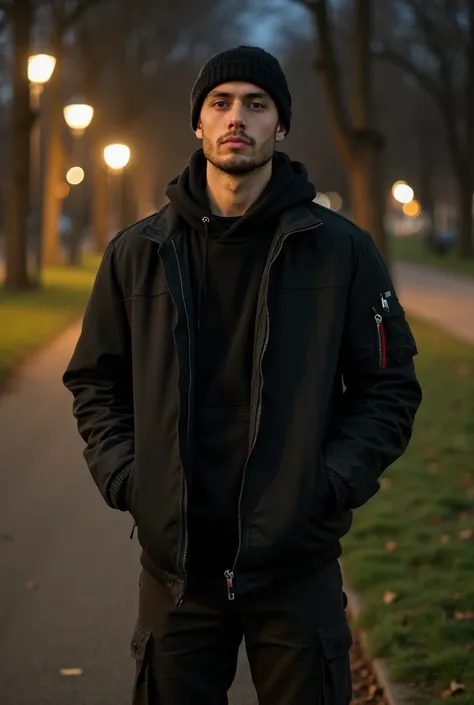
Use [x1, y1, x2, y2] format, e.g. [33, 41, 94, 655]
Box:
[130, 622, 154, 704]
[373, 295, 417, 369]
[318, 619, 353, 704]
[125, 463, 137, 516]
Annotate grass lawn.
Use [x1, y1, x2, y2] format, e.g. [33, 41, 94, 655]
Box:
[393, 235, 474, 279]
[0, 256, 100, 385]
[342, 318, 474, 704]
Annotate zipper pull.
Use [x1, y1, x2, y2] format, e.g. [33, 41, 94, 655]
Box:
[129, 521, 137, 540]
[224, 570, 235, 601]
[380, 293, 390, 312]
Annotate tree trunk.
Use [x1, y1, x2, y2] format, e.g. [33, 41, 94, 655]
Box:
[311, 0, 390, 266]
[3, 0, 33, 290]
[348, 143, 389, 264]
[92, 158, 109, 252]
[41, 30, 63, 268]
[456, 177, 474, 258]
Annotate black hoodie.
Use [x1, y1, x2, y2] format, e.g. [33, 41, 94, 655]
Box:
[166, 149, 316, 573]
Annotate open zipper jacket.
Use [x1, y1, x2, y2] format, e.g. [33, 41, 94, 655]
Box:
[63, 198, 422, 604]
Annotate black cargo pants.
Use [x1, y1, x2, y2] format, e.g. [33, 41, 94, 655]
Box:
[130, 560, 352, 705]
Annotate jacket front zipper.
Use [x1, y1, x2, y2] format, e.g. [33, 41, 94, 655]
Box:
[223, 223, 321, 600]
[171, 241, 192, 606]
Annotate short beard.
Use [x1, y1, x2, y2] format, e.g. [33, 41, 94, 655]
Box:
[203, 134, 276, 176]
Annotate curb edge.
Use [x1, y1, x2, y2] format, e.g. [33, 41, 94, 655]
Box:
[344, 582, 415, 705]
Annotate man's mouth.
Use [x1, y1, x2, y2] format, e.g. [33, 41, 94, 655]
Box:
[222, 136, 250, 147]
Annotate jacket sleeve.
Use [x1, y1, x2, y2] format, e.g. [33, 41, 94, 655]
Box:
[63, 241, 134, 510]
[325, 231, 422, 511]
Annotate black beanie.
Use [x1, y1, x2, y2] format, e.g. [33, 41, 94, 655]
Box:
[191, 46, 292, 134]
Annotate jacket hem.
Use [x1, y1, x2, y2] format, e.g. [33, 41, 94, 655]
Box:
[271, 541, 342, 582]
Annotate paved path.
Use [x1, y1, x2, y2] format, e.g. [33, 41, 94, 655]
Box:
[394, 262, 474, 344]
[0, 326, 256, 704]
[0, 260, 472, 704]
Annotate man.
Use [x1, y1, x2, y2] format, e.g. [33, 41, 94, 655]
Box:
[63, 46, 422, 705]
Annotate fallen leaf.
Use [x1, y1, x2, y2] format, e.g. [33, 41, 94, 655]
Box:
[428, 463, 440, 474]
[458, 529, 473, 540]
[455, 363, 471, 378]
[380, 477, 392, 490]
[59, 668, 84, 676]
[459, 474, 472, 488]
[25, 581, 38, 591]
[465, 644, 474, 652]
[385, 541, 399, 552]
[441, 534, 451, 544]
[453, 611, 474, 621]
[369, 684, 382, 697]
[459, 511, 472, 521]
[383, 590, 398, 605]
[425, 447, 438, 461]
[454, 592, 463, 599]
[453, 435, 467, 449]
[441, 680, 466, 697]
[397, 612, 413, 626]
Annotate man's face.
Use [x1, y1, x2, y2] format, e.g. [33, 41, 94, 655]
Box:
[196, 82, 286, 175]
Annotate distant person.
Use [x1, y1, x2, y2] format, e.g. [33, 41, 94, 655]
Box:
[63, 46, 422, 704]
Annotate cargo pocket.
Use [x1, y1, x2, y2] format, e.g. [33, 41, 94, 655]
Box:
[318, 619, 353, 705]
[130, 621, 154, 704]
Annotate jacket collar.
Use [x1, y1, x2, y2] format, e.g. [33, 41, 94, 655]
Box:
[140, 203, 322, 246]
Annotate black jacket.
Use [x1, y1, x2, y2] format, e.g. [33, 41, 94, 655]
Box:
[63, 202, 422, 604]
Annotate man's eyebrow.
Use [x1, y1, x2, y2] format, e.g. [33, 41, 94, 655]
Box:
[207, 90, 271, 99]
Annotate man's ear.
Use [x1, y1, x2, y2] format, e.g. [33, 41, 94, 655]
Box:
[195, 120, 203, 140]
[275, 122, 286, 143]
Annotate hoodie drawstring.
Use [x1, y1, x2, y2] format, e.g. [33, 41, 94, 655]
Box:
[197, 216, 210, 330]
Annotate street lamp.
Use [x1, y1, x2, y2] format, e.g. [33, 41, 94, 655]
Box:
[63, 103, 94, 136]
[103, 143, 131, 171]
[392, 181, 414, 205]
[28, 54, 56, 280]
[63, 100, 94, 265]
[403, 199, 421, 218]
[28, 53, 56, 87]
[104, 144, 131, 233]
[28, 53, 56, 280]
[66, 166, 85, 186]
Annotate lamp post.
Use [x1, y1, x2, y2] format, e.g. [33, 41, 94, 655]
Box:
[63, 100, 94, 264]
[103, 143, 131, 232]
[27, 53, 56, 278]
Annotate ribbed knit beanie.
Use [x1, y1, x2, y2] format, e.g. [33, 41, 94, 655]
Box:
[191, 46, 292, 134]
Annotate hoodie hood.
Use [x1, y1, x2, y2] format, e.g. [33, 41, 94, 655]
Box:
[165, 148, 316, 238]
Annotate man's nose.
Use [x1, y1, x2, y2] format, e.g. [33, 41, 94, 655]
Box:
[227, 101, 246, 130]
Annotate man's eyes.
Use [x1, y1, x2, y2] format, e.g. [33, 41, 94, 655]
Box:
[212, 101, 267, 110]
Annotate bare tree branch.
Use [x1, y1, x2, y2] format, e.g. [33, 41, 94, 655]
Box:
[62, 0, 108, 32]
[403, 0, 446, 60]
[373, 46, 443, 106]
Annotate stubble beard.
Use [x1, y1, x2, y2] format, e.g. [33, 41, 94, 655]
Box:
[202, 133, 276, 176]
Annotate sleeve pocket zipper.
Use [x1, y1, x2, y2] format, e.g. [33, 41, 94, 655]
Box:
[373, 308, 387, 369]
